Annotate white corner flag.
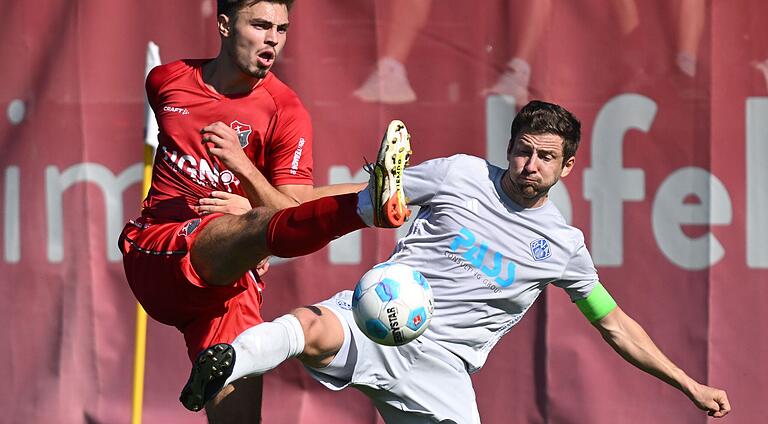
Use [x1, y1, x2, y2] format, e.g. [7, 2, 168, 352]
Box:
[144, 41, 161, 151]
[133, 41, 161, 424]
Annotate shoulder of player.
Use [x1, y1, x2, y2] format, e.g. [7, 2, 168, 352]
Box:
[409, 154, 494, 190]
[146, 59, 201, 91]
[261, 72, 307, 113]
[541, 205, 586, 248]
[441, 153, 488, 171]
[440, 154, 498, 183]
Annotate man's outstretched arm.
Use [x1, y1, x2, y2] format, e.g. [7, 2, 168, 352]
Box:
[591, 306, 731, 418]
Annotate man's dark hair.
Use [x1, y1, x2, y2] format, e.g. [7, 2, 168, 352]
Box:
[509, 100, 581, 162]
[217, 0, 295, 18]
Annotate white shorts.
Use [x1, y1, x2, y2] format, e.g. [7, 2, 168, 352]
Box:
[306, 291, 481, 424]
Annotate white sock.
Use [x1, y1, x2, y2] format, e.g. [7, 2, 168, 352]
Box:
[224, 314, 305, 386]
[357, 187, 374, 227]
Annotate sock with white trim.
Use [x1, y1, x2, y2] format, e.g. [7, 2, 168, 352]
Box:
[356, 187, 375, 227]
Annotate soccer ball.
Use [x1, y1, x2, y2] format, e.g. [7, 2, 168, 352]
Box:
[352, 262, 434, 346]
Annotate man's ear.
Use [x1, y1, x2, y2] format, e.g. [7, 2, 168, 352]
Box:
[560, 156, 576, 178]
[217, 14, 231, 37]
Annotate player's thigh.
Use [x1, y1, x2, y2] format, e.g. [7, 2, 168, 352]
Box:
[191, 207, 275, 285]
[373, 400, 463, 424]
[384, 339, 480, 423]
[205, 375, 263, 424]
[293, 305, 345, 367]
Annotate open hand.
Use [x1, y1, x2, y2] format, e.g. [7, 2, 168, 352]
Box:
[195, 191, 251, 215]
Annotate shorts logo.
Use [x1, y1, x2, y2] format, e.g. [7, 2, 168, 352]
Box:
[530, 239, 551, 261]
[178, 219, 202, 237]
[230, 120, 252, 148]
[335, 293, 352, 310]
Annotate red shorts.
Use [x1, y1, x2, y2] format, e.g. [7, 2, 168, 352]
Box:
[118, 214, 265, 361]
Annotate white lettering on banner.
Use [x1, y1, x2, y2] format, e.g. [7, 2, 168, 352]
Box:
[1, 96, 767, 268]
[327, 166, 367, 264]
[747, 98, 768, 268]
[45, 163, 143, 262]
[584, 94, 653, 266]
[4, 167, 19, 263]
[652, 168, 732, 270]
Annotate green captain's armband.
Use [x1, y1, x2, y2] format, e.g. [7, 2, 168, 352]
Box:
[575, 282, 617, 322]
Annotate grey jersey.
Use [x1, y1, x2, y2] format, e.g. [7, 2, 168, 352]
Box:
[390, 154, 599, 372]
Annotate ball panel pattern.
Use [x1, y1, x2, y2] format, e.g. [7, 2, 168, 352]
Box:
[352, 263, 434, 346]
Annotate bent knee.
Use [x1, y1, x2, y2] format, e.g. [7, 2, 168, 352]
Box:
[242, 206, 277, 229]
[291, 306, 344, 363]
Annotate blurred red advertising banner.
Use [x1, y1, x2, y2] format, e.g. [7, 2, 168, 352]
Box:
[0, 1, 766, 423]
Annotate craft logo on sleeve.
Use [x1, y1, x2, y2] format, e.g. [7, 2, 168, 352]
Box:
[163, 105, 190, 115]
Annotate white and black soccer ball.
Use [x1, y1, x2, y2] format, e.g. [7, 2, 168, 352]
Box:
[352, 262, 434, 346]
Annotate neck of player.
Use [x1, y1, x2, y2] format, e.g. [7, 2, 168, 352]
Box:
[202, 57, 263, 96]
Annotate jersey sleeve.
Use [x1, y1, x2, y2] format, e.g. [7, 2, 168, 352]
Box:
[403, 155, 456, 206]
[145, 65, 165, 113]
[266, 98, 314, 186]
[145, 61, 187, 113]
[552, 230, 600, 301]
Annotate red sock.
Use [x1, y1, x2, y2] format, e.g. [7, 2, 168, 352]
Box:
[266, 193, 367, 258]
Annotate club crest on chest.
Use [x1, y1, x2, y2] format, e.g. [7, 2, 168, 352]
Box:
[230, 120, 252, 148]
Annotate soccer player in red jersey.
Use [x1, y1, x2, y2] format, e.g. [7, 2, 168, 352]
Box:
[117, 1, 410, 422]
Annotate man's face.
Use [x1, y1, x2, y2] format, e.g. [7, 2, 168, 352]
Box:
[222, 2, 289, 79]
[505, 132, 575, 207]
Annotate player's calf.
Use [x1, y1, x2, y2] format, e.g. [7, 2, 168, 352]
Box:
[190, 207, 275, 286]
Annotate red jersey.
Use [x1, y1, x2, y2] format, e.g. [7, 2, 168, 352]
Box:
[144, 59, 313, 221]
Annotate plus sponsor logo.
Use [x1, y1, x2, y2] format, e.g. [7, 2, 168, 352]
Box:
[230, 120, 252, 148]
[446, 227, 517, 292]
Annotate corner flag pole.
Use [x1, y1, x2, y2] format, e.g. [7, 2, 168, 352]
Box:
[132, 41, 161, 424]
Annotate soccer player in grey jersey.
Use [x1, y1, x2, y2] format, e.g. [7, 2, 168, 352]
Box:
[180, 101, 731, 422]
